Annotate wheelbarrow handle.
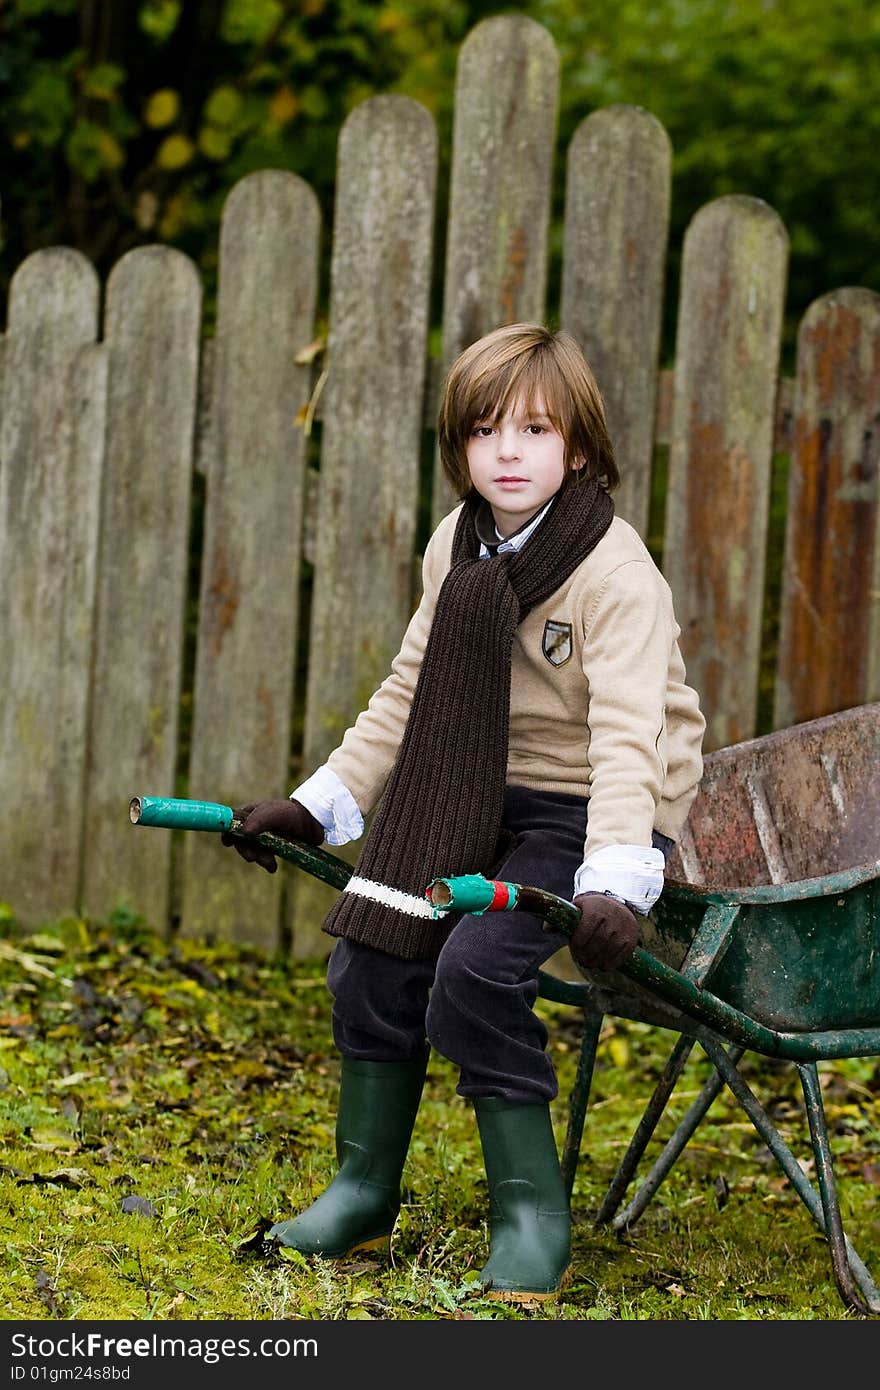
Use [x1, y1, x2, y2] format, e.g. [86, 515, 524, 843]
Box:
[129, 794, 353, 891]
[426, 873, 786, 1056]
[129, 814, 877, 1064]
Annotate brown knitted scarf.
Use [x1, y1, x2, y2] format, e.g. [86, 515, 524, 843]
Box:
[322, 474, 615, 959]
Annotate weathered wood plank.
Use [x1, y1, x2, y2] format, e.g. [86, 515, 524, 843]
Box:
[0, 249, 102, 922]
[774, 287, 880, 727]
[295, 95, 437, 956]
[431, 14, 559, 527]
[180, 170, 320, 948]
[561, 105, 671, 536]
[82, 246, 201, 928]
[662, 195, 788, 752]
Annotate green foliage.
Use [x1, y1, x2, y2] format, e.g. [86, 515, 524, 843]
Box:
[0, 912, 878, 1320]
[534, 0, 880, 359]
[1, 0, 876, 349]
[0, 0, 524, 321]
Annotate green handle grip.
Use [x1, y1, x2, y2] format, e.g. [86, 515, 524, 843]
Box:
[128, 793, 354, 893]
[428, 874, 584, 933]
[129, 796, 235, 832]
[426, 874, 519, 916]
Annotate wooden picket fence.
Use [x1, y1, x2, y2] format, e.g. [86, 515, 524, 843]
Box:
[1, 15, 878, 955]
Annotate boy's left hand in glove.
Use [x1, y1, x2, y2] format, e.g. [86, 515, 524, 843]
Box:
[570, 892, 640, 970]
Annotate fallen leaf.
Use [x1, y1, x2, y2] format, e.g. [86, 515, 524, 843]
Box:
[23, 933, 67, 955]
[32, 1167, 92, 1188]
[235, 1223, 274, 1254]
[121, 1194, 156, 1217]
[0, 940, 69, 983]
[49, 1070, 97, 1089]
[293, 335, 326, 365]
[61, 1096, 82, 1126]
[27, 1127, 78, 1153]
[64, 1202, 95, 1218]
[35, 1268, 64, 1317]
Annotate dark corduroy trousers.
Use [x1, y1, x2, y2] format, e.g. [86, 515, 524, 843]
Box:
[327, 784, 672, 1104]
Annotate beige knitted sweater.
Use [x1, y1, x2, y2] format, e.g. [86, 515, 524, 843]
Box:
[327, 503, 705, 862]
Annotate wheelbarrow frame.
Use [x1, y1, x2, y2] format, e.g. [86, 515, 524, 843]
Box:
[130, 795, 880, 1318]
[425, 869, 880, 1318]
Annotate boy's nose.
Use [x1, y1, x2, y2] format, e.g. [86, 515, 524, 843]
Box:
[497, 427, 522, 460]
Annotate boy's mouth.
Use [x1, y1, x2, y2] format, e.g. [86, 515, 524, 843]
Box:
[496, 475, 528, 484]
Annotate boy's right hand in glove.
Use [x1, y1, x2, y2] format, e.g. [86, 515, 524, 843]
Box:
[221, 799, 324, 873]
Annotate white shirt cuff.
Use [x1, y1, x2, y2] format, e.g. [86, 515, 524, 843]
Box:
[573, 844, 666, 915]
[290, 766, 364, 846]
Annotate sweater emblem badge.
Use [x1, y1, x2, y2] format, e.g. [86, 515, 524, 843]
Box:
[541, 620, 572, 667]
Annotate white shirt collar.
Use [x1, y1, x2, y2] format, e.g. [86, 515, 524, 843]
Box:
[478, 498, 554, 557]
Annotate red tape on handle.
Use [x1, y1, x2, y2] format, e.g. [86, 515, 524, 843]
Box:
[488, 880, 516, 911]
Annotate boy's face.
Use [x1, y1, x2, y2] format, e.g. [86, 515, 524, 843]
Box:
[466, 393, 572, 537]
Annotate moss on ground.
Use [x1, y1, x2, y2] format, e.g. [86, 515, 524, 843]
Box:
[1, 907, 878, 1321]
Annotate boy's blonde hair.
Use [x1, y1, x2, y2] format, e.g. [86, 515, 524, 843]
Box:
[437, 322, 619, 497]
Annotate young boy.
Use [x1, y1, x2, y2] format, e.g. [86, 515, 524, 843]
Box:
[225, 323, 705, 1301]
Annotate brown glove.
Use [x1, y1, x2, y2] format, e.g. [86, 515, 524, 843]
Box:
[570, 892, 640, 970]
[220, 798, 324, 873]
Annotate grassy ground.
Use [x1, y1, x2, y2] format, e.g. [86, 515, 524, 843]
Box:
[1, 905, 878, 1322]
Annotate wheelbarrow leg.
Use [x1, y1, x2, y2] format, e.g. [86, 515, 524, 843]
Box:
[596, 1033, 696, 1224]
[700, 1039, 880, 1317]
[798, 1062, 880, 1318]
[599, 901, 746, 1227]
[602, 1037, 744, 1231]
[559, 1005, 604, 1201]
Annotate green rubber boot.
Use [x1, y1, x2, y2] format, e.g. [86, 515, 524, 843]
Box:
[268, 1054, 427, 1259]
[474, 1097, 572, 1302]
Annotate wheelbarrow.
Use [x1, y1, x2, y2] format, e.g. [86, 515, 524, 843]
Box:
[129, 700, 880, 1317]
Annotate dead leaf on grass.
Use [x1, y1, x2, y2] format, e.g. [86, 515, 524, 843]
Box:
[35, 1268, 64, 1316]
[29, 1166, 92, 1188]
[49, 1070, 97, 1089]
[27, 1127, 79, 1153]
[234, 1223, 275, 1255]
[120, 1194, 156, 1217]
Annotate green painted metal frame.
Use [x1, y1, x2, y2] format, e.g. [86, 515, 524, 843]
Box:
[131, 796, 880, 1317]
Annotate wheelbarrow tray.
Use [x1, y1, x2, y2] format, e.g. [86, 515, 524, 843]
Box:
[584, 701, 880, 1033]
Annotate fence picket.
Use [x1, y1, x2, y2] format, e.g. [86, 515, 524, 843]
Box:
[0, 249, 102, 921]
[294, 95, 437, 956]
[431, 14, 559, 527]
[774, 287, 880, 728]
[561, 105, 671, 536]
[663, 195, 789, 751]
[81, 247, 201, 927]
[180, 171, 320, 948]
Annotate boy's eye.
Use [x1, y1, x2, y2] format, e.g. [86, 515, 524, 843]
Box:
[472, 425, 494, 437]
[525, 423, 546, 435]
